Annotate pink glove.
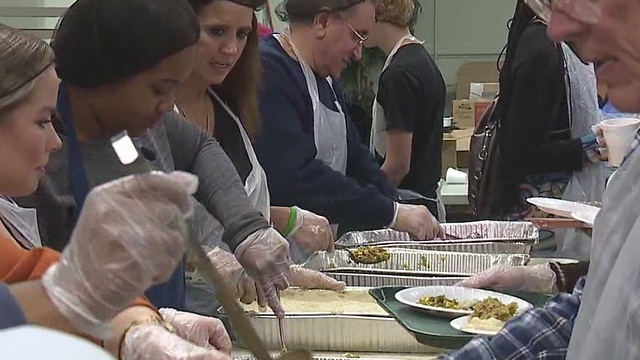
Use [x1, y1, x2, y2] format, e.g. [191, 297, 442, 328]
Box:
[121, 324, 231, 360]
[159, 308, 231, 354]
[456, 264, 557, 293]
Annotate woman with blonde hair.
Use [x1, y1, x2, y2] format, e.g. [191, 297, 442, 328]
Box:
[0, 23, 232, 359]
[366, 0, 446, 217]
[175, 0, 345, 315]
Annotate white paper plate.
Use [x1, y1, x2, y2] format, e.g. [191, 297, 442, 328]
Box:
[394, 286, 533, 318]
[571, 207, 599, 227]
[450, 315, 500, 336]
[526, 197, 599, 218]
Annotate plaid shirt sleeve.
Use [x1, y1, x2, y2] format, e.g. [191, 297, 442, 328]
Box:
[437, 277, 586, 360]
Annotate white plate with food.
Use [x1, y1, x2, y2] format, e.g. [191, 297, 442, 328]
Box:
[526, 197, 599, 218]
[394, 286, 533, 318]
[450, 314, 502, 336]
[571, 207, 600, 227]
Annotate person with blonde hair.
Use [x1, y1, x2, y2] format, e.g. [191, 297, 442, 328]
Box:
[366, 0, 446, 217]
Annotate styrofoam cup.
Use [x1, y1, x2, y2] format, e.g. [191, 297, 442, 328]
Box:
[445, 168, 468, 184]
[600, 118, 640, 166]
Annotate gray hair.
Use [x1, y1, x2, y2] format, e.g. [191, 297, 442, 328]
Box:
[276, 0, 376, 23]
[0, 23, 55, 113]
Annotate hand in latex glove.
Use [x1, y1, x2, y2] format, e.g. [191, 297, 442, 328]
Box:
[234, 228, 291, 318]
[392, 203, 443, 240]
[121, 324, 231, 360]
[289, 266, 346, 291]
[159, 308, 232, 354]
[206, 247, 259, 306]
[42, 171, 198, 338]
[456, 263, 556, 293]
[206, 248, 344, 305]
[289, 207, 334, 253]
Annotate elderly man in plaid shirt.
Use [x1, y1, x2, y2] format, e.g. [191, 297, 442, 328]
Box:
[437, 0, 640, 359]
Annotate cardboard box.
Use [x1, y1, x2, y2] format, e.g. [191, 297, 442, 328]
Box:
[453, 99, 492, 129]
[441, 138, 457, 177]
[469, 82, 499, 100]
[456, 62, 501, 100]
[441, 127, 474, 176]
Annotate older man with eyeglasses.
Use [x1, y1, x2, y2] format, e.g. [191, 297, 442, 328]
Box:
[437, 1, 640, 359]
[254, 0, 443, 258]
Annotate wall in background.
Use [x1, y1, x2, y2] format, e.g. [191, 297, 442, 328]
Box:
[267, 0, 515, 113]
[2, 0, 515, 113]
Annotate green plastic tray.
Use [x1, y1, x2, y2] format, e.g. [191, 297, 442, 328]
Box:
[368, 286, 552, 349]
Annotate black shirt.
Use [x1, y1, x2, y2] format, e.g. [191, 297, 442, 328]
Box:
[498, 23, 582, 208]
[375, 43, 445, 198]
[212, 92, 253, 183]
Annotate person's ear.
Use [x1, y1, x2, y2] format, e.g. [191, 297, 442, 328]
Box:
[375, 3, 385, 22]
[312, 9, 332, 39]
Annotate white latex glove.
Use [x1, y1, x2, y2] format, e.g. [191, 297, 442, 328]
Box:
[289, 207, 335, 253]
[42, 171, 198, 338]
[289, 266, 346, 291]
[206, 247, 261, 306]
[392, 203, 443, 240]
[234, 227, 291, 318]
[206, 248, 344, 302]
[456, 263, 557, 293]
[159, 308, 232, 354]
[121, 324, 231, 360]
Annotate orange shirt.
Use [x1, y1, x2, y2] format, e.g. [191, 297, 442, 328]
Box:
[0, 234, 156, 315]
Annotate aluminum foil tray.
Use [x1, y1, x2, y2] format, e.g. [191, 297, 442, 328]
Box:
[235, 355, 432, 360]
[224, 287, 440, 353]
[326, 272, 466, 287]
[336, 221, 538, 249]
[385, 241, 532, 255]
[302, 249, 529, 277]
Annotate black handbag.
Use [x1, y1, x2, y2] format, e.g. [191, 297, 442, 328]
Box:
[468, 98, 503, 219]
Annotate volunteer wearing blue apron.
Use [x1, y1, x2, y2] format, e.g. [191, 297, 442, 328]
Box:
[18, 0, 292, 314]
[255, 0, 443, 240]
[366, 0, 446, 219]
[175, 0, 346, 316]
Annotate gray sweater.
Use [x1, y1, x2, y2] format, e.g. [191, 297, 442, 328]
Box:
[17, 111, 268, 252]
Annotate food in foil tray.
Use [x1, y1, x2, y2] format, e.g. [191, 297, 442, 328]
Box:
[241, 288, 388, 316]
[349, 246, 390, 264]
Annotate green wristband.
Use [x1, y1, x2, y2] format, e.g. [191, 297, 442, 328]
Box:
[282, 206, 298, 237]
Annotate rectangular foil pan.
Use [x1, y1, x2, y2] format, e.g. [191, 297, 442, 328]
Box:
[225, 287, 440, 354]
[326, 272, 466, 287]
[302, 249, 529, 277]
[384, 242, 532, 255]
[235, 357, 430, 360]
[336, 221, 539, 249]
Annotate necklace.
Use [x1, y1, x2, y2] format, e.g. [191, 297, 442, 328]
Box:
[175, 97, 213, 135]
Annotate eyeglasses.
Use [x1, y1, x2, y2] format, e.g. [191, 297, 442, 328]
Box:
[524, 0, 602, 25]
[338, 15, 367, 46]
